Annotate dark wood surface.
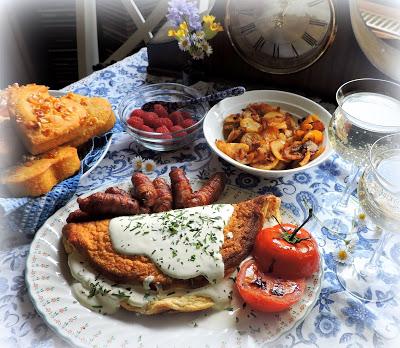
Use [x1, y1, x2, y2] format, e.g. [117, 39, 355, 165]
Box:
[147, 0, 390, 102]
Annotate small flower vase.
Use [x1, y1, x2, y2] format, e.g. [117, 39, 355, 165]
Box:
[182, 59, 207, 86]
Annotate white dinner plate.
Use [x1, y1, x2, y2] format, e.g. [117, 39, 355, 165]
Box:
[203, 90, 332, 178]
[26, 179, 323, 348]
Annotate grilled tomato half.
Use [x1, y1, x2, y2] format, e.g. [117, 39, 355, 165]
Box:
[236, 259, 305, 312]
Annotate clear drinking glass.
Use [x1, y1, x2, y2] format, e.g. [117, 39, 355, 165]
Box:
[316, 79, 400, 236]
[336, 132, 400, 302]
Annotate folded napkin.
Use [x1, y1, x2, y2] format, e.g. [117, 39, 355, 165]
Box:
[0, 131, 114, 237]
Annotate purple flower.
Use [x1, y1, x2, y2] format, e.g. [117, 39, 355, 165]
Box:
[167, 0, 201, 31]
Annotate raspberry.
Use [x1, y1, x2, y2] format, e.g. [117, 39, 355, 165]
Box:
[169, 111, 184, 126]
[127, 116, 143, 127]
[170, 125, 187, 137]
[182, 118, 196, 129]
[152, 117, 173, 129]
[153, 104, 169, 118]
[130, 109, 146, 118]
[155, 125, 172, 139]
[155, 125, 170, 133]
[135, 124, 154, 132]
[142, 112, 159, 127]
[181, 111, 192, 119]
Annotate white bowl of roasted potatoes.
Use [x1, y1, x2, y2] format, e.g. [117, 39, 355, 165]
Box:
[203, 90, 332, 178]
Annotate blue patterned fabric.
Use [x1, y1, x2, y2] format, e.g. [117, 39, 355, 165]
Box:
[0, 48, 399, 347]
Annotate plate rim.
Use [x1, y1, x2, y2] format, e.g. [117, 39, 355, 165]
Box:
[203, 89, 333, 176]
[25, 178, 324, 348]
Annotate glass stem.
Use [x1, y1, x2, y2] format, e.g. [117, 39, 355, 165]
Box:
[366, 228, 390, 269]
[335, 166, 361, 209]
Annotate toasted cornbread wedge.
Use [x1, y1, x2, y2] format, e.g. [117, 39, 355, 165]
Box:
[7, 84, 87, 155]
[0, 146, 80, 197]
[63, 93, 116, 147]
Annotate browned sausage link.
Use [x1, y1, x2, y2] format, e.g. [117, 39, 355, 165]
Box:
[66, 209, 112, 223]
[131, 172, 158, 207]
[186, 172, 227, 207]
[139, 205, 151, 214]
[105, 186, 130, 197]
[66, 209, 93, 223]
[77, 192, 140, 216]
[169, 167, 193, 209]
[152, 177, 173, 212]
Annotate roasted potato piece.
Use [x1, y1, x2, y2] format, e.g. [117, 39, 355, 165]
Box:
[240, 132, 263, 148]
[270, 140, 286, 161]
[299, 150, 311, 166]
[251, 157, 280, 170]
[223, 114, 241, 138]
[216, 140, 249, 158]
[263, 111, 284, 120]
[251, 103, 278, 115]
[252, 143, 271, 163]
[240, 117, 262, 133]
[226, 128, 243, 142]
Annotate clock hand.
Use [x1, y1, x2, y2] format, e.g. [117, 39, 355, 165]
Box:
[281, 0, 293, 18]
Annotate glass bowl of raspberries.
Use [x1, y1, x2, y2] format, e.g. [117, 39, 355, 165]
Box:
[118, 83, 209, 151]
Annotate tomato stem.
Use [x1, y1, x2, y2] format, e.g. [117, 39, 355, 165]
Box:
[289, 208, 313, 241]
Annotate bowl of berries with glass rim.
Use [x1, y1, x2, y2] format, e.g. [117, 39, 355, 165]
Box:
[118, 83, 209, 151]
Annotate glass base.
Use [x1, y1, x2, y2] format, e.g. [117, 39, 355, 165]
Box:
[336, 250, 399, 302]
[315, 191, 360, 238]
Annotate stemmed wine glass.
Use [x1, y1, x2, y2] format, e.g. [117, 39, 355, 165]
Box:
[336, 132, 400, 302]
[316, 78, 400, 236]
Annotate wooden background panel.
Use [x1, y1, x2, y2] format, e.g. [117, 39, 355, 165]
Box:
[148, 0, 391, 102]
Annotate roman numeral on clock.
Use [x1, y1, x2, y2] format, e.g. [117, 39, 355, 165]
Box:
[291, 43, 299, 57]
[240, 23, 256, 35]
[237, 9, 254, 16]
[302, 32, 318, 46]
[272, 43, 280, 58]
[308, 0, 324, 7]
[253, 36, 266, 51]
[309, 18, 328, 26]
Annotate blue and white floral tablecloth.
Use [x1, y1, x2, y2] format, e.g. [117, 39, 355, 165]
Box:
[1, 48, 399, 348]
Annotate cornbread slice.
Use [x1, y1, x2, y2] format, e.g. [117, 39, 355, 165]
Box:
[63, 93, 116, 147]
[0, 146, 80, 197]
[8, 84, 87, 155]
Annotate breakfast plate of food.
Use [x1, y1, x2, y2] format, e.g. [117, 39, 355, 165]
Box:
[0, 84, 116, 198]
[25, 167, 323, 347]
[203, 90, 332, 178]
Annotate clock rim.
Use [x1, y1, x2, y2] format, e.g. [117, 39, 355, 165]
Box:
[225, 0, 338, 74]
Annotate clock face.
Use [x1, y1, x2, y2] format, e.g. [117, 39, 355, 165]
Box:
[225, 0, 337, 74]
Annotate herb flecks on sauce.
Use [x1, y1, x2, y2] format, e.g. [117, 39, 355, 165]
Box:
[108, 204, 234, 283]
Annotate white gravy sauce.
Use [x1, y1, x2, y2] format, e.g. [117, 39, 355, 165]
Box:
[68, 252, 233, 315]
[108, 204, 234, 283]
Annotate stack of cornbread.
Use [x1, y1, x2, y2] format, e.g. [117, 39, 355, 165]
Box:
[0, 84, 116, 197]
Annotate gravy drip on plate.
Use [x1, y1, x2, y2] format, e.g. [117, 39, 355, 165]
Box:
[69, 252, 233, 314]
[109, 204, 234, 283]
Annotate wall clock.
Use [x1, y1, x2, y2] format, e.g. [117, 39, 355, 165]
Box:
[225, 0, 337, 74]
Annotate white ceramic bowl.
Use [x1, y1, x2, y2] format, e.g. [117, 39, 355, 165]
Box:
[203, 90, 332, 178]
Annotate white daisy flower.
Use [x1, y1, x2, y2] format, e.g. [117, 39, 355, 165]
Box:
[142, 159, 157, 173]
[202, 41, 213, 56]
[191, 49, 205, 60]
[132, 156, 143, 171]
[178, 37, 190, 52]
[334, 249, 352, 264]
